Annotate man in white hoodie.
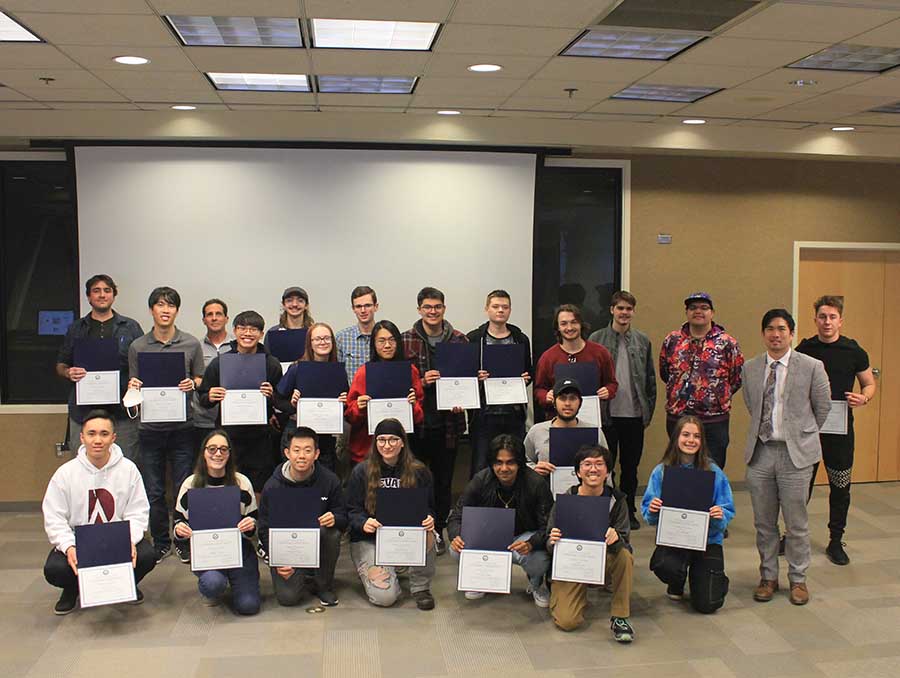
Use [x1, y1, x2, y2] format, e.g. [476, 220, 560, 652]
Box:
[42, 409, 156, 615]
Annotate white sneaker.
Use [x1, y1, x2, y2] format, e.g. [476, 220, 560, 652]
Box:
[531, 584, 550, 608]
[201, 595, 221, 607]
[464, 591, 486, 600]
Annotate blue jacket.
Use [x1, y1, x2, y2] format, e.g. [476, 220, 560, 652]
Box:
[641, 462, 735, 545]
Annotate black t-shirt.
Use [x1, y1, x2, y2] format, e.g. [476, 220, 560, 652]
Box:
[796, 335, 869, 400]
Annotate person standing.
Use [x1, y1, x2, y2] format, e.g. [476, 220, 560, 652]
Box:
[336, 286, 379, 384]
[192, 299, 232, 455]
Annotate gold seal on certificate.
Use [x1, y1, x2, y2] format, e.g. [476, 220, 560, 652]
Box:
[551, 538, 607, 586]
[190, 528, 244, 571]
[375, 526, 427, 567]
[457, 549, 512, 594]
[76, 370, 120, 406]
[656, 507, 710, 551]
[436, 377, 480, 410]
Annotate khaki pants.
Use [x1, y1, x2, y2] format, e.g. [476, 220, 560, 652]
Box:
[550, 547, 633, 631]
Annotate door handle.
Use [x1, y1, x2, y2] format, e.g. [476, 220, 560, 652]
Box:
[872, 367, 881, 379]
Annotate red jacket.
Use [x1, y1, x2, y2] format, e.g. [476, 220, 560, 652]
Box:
[534, 341, 618, 415]
[345, 363, 425, 464]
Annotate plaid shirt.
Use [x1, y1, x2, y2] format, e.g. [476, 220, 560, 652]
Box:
[402, 320, 468, 448]
[335, 324, 371, 383]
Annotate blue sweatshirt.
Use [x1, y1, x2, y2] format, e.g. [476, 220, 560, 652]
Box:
[641, 462, 735, 545]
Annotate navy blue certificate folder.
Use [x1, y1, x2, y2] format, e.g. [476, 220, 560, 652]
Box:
[266, 487, 323, 529]
[74, 521, 132, 567]
[366, 361, 412, 399]
[138, 352, 185, 387]
[266, 329, 307, 363]
[556, 494, 609, 542]
[662, 466, 716, 512]
[461, 506, 515, 551]
[482, 344, 525, 377]
[376, 487, 428, 526]
[553, 362, 600, 395]
[187, 486, 242, 530]
[436, 343, 479, 377]
[220, 352, 266, 390]
[73, 338, 119, 371]
[549, 427, 599, 466]
[295, 361, 349, 398]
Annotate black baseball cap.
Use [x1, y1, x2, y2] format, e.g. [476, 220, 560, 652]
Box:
[684, 292, 713, 309]
[282, 286, 309, 303]
[553, 377, 582, 398]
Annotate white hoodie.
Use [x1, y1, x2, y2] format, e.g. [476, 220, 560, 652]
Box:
[42, 443, 149, 554]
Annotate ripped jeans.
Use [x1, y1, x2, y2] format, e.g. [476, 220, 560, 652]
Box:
[350, 535, 436, 607]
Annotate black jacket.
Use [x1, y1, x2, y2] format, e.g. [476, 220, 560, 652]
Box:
[257, 460, 347, 551]
[466, 321, 533, 382]
[446, 465, 553, 549]
[546, 484, 632, 555]
[346, 459, 435, 542]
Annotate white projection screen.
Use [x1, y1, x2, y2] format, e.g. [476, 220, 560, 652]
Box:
[75, 146, 536, 340]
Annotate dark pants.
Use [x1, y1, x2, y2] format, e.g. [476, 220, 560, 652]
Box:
[414, 427, 457, 534]
[650, 543, 728, 614]
[603, 416, 644, 513]
[228, 427, 276, 492]
[44, 538, 157, 592]
[469, 411, 526, 478]
[193, 426, 213, 462]
[808, 430, 854, 540]
[667, 416, 730, 470]
[140, 428, 194, 550]
[195, 539, 260, 615]
[270, 527, 342, 605]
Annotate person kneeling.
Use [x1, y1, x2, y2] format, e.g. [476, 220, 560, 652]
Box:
[547, 445, 635, 643]
[258, 427, 347, 607]
[173, 430, 260, 615]
[448, 434, 553, 606]
[642, 416, 734, 614]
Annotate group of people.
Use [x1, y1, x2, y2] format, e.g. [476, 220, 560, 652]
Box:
[43, 274, 875, 642]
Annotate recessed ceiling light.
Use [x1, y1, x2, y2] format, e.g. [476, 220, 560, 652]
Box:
[437, 110, 460, 115]
[207, 72, 310, 92]
[0, 11, 40, 41]
[114, 55, 150, 65]
[612, 84, 720, 103]
[788, 79, 817, 87]
[790, 43, 900, 73]
[682, 119, 706, 124]
[562, 28, 705, 61]
[171, 105, 197, 110]
[831, 126, 855, 132]
[166, 16, 302, 47]
[467, 64, 503, 73]
[317, 75, 417, 94]
[311, 18, 439, 50]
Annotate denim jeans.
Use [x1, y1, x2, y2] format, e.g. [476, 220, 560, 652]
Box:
[139, 428, 194, 550]
[195, 540, 260, 615]
[451, 531, 550, 590]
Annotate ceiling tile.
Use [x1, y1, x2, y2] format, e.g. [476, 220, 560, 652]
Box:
[425, 53, 548, 78]
[0, 69, 108, 90]
[533, 56, 663, 82]
[56, 46, 197, 71]
[491, 109, 576, 118]
[0, 44, 81, 69]
[737, 68, 876, 94]
[449, 1, 616, 28]
[4, 0, 151, 12]
[512, 79, 625, 99]
[14, 13, 179, 47]
[216, 90, 315, 104]
[0, 87, 31, 101]
[588, 98, 688, 114]
[304, 0, 454, 22]
[92, 69, 212, 91]
[0, 100, 49, 109]
[500, 96, 595, 112]
[574, 112, 660, 122]
[185, 46, 311, 72]
[677, 88, 816, 116]
[149, 1, 303, 15]
[316, 92, 412, 106]
[16, 87, 128, 102]
[773, 92, 898, 114]
[852, 17, 900, 48]
[411, 93, 504, 108]
[115, 87, 223, 103]
[675, 37, 830, 68]
[723, 3, 900, 43]
[318, 105, 408, 113]
[645, 63, 771, 88]
[50, 101, 141, 110]
[414, 76, 524, 96]
[733, 119, 814, 129]
[838, 74, 900, 97]
[311, 49, 431, 76]
[226, 104, 317, 110]
[435, 24, 579, 56]
[833, 110, 900, 126]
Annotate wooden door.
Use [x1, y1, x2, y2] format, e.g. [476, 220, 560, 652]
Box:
[878, 253, 900, 481]
[797, 249, 888, 483]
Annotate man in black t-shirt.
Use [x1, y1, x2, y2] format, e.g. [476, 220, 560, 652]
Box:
[796, 295, 876, 566]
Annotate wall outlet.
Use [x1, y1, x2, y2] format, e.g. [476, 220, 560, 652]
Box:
[55, 442, 67, 457]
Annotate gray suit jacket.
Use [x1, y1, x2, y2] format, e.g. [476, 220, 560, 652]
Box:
[742, 350, 831, 468]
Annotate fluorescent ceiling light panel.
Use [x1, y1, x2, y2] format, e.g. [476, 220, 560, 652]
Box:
[870, 100, 900, 114]
[612, 83, 719, 102]
[208, 72, 310, 92]
[562, 28, 704, 60]
[167, 16, 302, 47]
[0, 11, 40, 41]
[317, 75, 416, 94]
[311, 19, 439, 50]
[789, 43, 900, 73]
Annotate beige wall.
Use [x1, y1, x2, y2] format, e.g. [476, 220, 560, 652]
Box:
[3, 154, 900, 503]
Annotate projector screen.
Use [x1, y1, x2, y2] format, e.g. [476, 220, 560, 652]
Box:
[75, 146, 536, 341]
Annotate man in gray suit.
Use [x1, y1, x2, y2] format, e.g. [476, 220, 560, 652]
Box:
[742, 309, 830, 606]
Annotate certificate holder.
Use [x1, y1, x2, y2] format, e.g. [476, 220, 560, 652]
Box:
[294, 362, 349, 434]
[656, 466, 715, 551]
[138, 352, 187, 423]
[366, 361, 415, 434]
[73, 338, 121, 405]
[656, 507, 710, 551]
[549, 427, 600, 497]
[375, 487, 428, 567]
[188, 486, 244, 571]
[483, 344, 528, 405]
[74, 521, 137, 608]
[820, 400, 849, 435]
[266, 329, 307, 373]
[554, 362, 601, 426]
[436, 343, 481, 411]
[266, 487, 324, 568]
[551, 494, 610, 585]
[457, 506, 515, 594]
[219, 353, 267, 426]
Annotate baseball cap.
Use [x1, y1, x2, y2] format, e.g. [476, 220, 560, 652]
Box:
[282, 286, 309, 303]
[553, 377, 582, 398]
[684, 292, 713, 309]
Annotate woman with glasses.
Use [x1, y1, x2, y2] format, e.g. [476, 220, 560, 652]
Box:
[346, 418, 437, 610]
[277, 322, 347, 472]
[641, 416, 734, 614]
[345, 320, 424, 465]
[173, 430, 260, 615]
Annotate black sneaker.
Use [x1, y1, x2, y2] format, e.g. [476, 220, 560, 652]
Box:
[413, 590, 435, 610]
[54, 587, 78, 615]
[174, 541, 190, 564]
[434, 535, 447, 556]
[255, 542, 268, 565]
[666, 583, 684, 601]
[629, 513, 640, 531]
[154, 545, 171, 563]
[317, 589, 339, 607]
[129, 589, 145, 605]
[611, 616, 634, 643]
[826, 539, 850, 566]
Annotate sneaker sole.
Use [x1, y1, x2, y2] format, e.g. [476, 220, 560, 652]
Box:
[54, 602, 78, 616]
[533, 597, 550, 609]
[826, 552, 850, 566]
[318, 598, 339, 607]
[614, 634, 633, 643]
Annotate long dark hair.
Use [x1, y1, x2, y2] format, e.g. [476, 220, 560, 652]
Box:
[660, 415, 712, 471]
[369, 320, 405, 362]
[364, 420, 425, 515]
[301, 322, 338, 362]
[192, 429, 238, 487]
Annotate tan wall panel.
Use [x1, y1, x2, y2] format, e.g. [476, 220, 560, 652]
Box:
[0, 414, 69, 503]
[878, 253, 900, 481]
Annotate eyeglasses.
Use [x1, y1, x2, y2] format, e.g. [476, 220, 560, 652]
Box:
[234, 325, 261, 334]
[420, 304, 444, 312]
[579, 460, 606, 470]
[353, 303, 375, 311]
[205, 445, 230, 455]
[375, 436, 402, 446]
[375, 337, 397, 346]
[688, 304, 711, 312]
[311, 336, 332, 344]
